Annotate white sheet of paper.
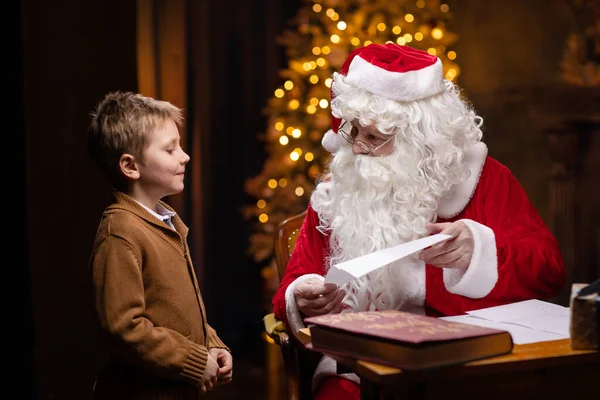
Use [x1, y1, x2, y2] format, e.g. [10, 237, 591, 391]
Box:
[439, 314, 569, 345]
[465, 299, 571, 336]
[324, 233, 452, 286]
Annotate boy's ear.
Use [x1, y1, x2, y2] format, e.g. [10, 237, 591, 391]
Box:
[119, 153, 140, 180]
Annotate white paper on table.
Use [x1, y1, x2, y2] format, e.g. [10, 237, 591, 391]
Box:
[465, 299, 571, 336]
[439, 314, 569, 345]
[324, 233, 452, 287]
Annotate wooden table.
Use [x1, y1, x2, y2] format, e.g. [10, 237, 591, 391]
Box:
[331, 339, 600, 399]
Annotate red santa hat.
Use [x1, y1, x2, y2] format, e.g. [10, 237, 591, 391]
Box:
[322, 43, 445, 153]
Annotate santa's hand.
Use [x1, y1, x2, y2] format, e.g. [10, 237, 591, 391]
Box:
[419, 221, 473, 270]
[294, 278, 346, 317]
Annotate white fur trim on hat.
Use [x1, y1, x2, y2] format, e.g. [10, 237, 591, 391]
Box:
[443, 218, 498, 298]
[346, 55, 445, 102]
[321, 128, 343, 153]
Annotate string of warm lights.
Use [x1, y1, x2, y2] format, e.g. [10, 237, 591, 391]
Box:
[244, 0, 459, 262]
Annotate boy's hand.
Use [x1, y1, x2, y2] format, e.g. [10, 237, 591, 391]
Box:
[199, 353, 220, 395]
[209, 348, 233, 386]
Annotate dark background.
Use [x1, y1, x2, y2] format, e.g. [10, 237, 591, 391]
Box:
[14, 0, 599, 399]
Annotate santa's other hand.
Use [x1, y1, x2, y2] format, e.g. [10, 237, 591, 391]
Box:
[419, 221, 473, 270]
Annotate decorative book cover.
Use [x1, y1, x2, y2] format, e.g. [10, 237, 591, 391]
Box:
[304, 310, 513, 370]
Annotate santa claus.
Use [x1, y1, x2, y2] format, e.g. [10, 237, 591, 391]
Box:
[271, 43, 565, 399]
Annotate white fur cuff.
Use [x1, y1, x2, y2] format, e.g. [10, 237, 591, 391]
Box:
[443, 219, 498, 298]
[285, 274, 325, 338]
[312, 355, 360, 392]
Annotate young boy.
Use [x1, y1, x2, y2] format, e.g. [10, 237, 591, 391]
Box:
[87, 91, 232, 399]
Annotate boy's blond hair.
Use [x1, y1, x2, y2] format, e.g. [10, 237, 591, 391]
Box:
[87, 91, 184, 190]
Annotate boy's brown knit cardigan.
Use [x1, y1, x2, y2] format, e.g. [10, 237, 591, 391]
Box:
[90, 191, 229, 399]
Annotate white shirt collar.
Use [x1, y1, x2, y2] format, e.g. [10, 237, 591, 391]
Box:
[134, 200, 177, 230]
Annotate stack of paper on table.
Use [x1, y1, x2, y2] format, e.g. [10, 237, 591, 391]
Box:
[440, 299, 571, 344]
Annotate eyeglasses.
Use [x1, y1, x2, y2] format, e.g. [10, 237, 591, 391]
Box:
[338, 120, 394, 154]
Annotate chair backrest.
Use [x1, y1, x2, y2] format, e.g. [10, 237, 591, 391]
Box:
[273, 211, 307, 282]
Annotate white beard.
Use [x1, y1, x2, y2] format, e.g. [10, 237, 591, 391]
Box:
[311, 143, 466, 311]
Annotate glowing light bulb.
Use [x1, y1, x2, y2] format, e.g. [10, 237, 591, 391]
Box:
[288, 99, 299, 110]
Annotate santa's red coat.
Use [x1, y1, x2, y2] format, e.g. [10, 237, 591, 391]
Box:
[272, 143, 566, 335]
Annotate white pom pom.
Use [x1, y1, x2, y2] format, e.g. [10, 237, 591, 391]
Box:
[321, 129, 343, 153]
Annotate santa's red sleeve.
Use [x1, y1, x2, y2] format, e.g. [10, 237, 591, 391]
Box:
[272, 204, 329, 332]
[425, 157, 566, 315]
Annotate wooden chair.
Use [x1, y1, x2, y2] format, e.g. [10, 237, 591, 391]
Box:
[263, 211, 322, 400]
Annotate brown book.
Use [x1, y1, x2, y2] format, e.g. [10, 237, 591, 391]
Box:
[304, 310, 513, 370]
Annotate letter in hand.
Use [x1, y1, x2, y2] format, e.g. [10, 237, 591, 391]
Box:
[294, 277, 346, 317]
[199, 353, 220, 395]
[209, 348, 233, 386]
[419, 221, 474, 270]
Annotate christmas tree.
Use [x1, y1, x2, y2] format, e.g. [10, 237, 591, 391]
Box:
[244, 0, 460, 264]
